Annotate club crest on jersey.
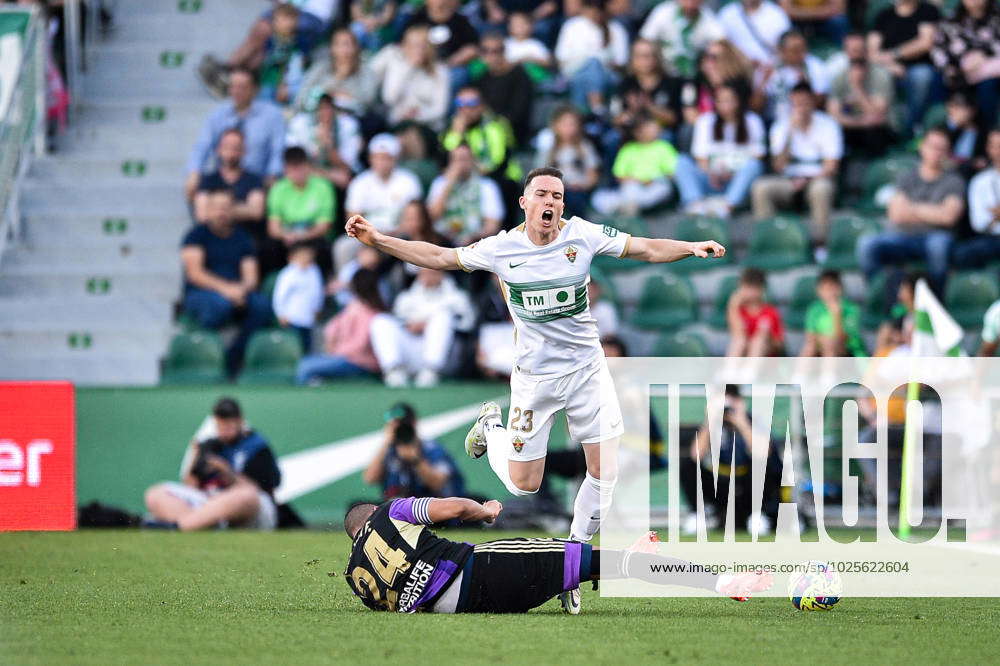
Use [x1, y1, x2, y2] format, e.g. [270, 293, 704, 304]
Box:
[564, 245, 578, 263]
[512, 436, 525, 453]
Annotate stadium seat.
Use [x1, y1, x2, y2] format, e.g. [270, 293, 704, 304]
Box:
[708, 274, 740, 329]
[160, 331, 226, 384]
[861, 272, 892, 330]
[922, 103, 948, 129]
[786, 274, 818, 331]
[823, 215, 880, 270]
[946, 271, 1000, 329]
[651, 330, 710, 357]
[861, 155, 919, 211]
[260, 272, 280, 300]
[673, 216, 732, 272]
[864, 0, 893, 28]
[745, 216, 811, 271]
[238, 328, 303, 385]
[630, 272, 697, 330]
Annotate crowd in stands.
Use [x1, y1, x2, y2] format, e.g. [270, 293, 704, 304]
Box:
[174, 0, 1000, 383]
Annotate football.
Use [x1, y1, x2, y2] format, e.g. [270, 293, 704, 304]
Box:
[787, 561, 843, 611]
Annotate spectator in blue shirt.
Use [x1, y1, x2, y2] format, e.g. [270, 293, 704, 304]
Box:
[181, 189, 272, 376]
[363, 402, 465, 499]
[185, 68, 286, 201]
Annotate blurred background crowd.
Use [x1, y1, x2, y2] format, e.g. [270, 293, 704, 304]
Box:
[13, 0, 1000, 388]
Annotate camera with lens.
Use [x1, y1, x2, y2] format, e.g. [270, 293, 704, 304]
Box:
[191, 438, 224, 484]
[391, 420, 417, 449]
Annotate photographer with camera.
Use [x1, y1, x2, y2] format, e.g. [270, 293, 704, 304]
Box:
[144, 397, 281, 531]
[680, 385, 782, 536]
[363, 402, 465, 499]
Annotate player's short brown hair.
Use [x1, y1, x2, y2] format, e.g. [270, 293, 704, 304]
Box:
[523, 166, 563, 192]
[344, 502, 378, 538]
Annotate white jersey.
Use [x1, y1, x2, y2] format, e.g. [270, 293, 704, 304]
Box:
[455, 216, 631, 378]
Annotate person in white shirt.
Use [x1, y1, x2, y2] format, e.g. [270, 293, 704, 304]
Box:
[554, 0, 630, 112]
[758, 29, 830, 120]
[335, 133, 423, 270]
[376, 267, 476, 387]
[380, 25, 450, 129]
[285, 93, 362, 189]
[751, 82, 842, 243]
[426, 144, 505, 245]
[718, 0, 791, 66]
[273, 241, 325, 353]
[640, 0, 725, 77]
[505, 11, 553, 68]
[674, 82, 766, 216]
[954, 128, 1000, 268]
[344, 165, 726, 613]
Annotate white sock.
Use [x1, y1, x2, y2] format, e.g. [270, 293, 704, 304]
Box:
[570, 472, 616, 541]
[485, 420, 535, 496]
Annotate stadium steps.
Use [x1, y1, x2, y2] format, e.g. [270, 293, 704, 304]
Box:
[0, 0, 246, 385]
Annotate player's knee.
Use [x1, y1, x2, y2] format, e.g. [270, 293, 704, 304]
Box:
[144, 484, 168, 511]
[510, 478, 541, 495]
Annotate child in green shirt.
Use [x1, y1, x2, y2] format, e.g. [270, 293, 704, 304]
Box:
[592, 115, 678, 215]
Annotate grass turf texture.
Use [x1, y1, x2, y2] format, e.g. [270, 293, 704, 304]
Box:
[2, 531, 997, 665]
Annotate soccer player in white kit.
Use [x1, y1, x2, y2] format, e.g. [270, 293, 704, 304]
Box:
[345, 167, 726, 612]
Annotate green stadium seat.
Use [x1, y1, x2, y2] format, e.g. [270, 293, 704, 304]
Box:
[160, 330, 226, 384]
[946, 271, 1000, 329]
[238, 328, 303, 385]
[630, 272, 698, 330]
[709, 274, 740, 329]
[861, 154, 919, 211]
[672, 216, 732, 272]
[651, 330, 710, 357]
[861, 271, 891, 330]
[745, 216, 811, 271]
[922, 103, 948, 129]
[865, 0, 893, 28]
[260, 271, 280, 300]
[786, 275, 818, 331]
[823, 215, 880, 270]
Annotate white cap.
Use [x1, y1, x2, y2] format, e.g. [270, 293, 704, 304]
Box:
[368, 133, 401, 158]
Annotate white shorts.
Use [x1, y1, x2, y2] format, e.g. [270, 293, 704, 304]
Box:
[506, 357, 624, 462]
[163, 482, 278, 530]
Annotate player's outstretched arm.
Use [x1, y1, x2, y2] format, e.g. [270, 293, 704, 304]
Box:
[426, 497, 503, 524]
[346, 214, 461, 270]
[624, 237, 726, 264]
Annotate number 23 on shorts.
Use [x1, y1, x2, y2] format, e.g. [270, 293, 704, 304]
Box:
[510, 407, 534, 432]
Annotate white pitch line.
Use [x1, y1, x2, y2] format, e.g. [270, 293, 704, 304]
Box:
[273, 399, 500, 504]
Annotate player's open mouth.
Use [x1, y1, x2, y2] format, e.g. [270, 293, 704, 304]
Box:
[541, 210, 554, 222]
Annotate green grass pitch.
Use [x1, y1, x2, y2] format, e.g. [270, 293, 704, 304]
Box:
[1, 530, 997, 665]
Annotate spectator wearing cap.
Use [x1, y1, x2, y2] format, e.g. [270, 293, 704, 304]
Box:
[336, 134, 423, 270]
[264, 146, 336, 276]
[193, 128, 267, 243]
[144, 397, 282, 531]
[474, 32, 535, 144]
[751, 82, 842, 245]
[181, 189, 271, 377]
[363, 402, 465, 500]
[640, 0, 725, 78]
[426, 144, 505, 246]
[826, 32, 895, 157]
[954, 128, 1000, 269]
[717, 0, 791, 68]
[856, 127, 965, 294]
[757, 29, 829, 121]
[380, 24, 450, 129]
[286, 93, 363, 190]
[441, 86, 521, 188]
[186, 68, 286, 201]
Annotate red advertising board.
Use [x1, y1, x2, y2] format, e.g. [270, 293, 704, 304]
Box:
[0, 382, 76, 531]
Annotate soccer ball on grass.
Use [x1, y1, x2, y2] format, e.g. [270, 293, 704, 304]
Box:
[787, 561, 842, 611]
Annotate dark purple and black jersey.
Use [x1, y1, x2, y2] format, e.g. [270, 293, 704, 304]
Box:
[345, 497, 472, 613]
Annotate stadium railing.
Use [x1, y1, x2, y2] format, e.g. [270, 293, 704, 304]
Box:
[0, 5, 45, 269]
